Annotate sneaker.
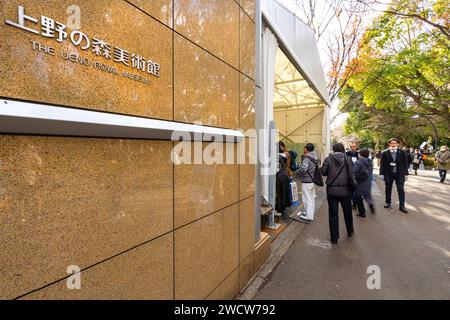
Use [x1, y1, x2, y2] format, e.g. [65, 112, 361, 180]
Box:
[298, 216, 312, 224]
[399, 206, 408, 214]
[299, 212, 314, 220]
[384, 203, 391, 208]
[301, 213, 313, 220]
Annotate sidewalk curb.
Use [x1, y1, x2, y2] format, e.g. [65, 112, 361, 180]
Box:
[236, 211, 318, 299]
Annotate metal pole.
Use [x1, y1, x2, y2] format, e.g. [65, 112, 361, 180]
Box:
[254, 0, 262, 243]
[266, 121, 281, 230]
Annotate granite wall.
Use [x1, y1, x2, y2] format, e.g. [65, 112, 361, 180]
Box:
[0, 0, 258, 299]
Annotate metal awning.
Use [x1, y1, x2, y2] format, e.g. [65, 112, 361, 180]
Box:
[273, 48, 325, 147]
[274, 47, 324, 111]
[261, 0, 331, 157]
[262, 0, 331, 106]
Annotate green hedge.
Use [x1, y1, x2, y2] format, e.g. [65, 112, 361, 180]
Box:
[423, 159, 435, 167]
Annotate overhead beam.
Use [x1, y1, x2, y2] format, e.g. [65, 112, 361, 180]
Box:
[274, 78, 307, 85]
[274, 103, 324, 110]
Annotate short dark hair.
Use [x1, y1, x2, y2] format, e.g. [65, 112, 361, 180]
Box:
[388, 138, 400, 144]
[305, 143, 315, 152]
[332, 143, 345, 153]
[360, 149, 370, 158]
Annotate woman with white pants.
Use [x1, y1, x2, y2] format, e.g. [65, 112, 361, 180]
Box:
[295, 143, 318, 222]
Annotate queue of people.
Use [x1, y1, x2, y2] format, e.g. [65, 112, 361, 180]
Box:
[276, 141, 302, 218]
[290, 138, 448, 245]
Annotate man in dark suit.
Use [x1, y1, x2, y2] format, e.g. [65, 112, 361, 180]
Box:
[346, 143, 359, 209]
[380, 138, 409, 213]
[346, 143, 359, 163]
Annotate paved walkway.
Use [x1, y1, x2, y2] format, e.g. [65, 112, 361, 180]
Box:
[254, 168, 450, 299]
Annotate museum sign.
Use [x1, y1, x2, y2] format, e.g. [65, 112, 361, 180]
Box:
[5, 5, 161, 85]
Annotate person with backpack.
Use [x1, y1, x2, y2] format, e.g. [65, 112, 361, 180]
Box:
[352, 149, 375, 217]
[321, 143, 355, 245]
[435, 146, 450, 183]
[295, 143, 320, 222]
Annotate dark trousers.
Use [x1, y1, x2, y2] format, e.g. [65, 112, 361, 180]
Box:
[385, 173, 405, 207]
[412, 163, 420, 173]
[439, 170, 447, 181]
[351, 193, 357, 208]
[355, 193, 373, 215]
[276, 169, 291, 214]
[327, 194, 353, 241]
[355, 195, 366, 214]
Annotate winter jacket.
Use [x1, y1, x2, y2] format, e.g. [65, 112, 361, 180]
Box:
[295, 151, 318, 183]
[435, 150, 450, 170]
[321, 152, 353, 197]
[352, 157, 373, 197]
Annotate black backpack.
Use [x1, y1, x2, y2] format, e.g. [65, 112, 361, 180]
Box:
[304, 155, 324, 187]
[289, 150, 299, 171]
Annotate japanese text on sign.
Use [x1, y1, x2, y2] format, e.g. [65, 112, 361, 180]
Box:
[5, 5, 161, 77]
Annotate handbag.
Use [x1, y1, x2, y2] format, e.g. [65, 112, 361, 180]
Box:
[304, 155, 324, 187]
[437, 151, 448, 164]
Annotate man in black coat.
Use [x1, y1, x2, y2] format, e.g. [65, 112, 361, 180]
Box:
[345, 143, 359, 209]
[380, 138, 409, 213]
[346, 143, 359, 163]
[321, 143, 355, 244]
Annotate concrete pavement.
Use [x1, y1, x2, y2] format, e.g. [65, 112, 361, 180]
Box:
[253, 168, 450, 300]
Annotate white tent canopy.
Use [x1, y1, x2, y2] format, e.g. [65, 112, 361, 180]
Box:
[254, 0, 332, 239]
[261, 0, 331, 160]
[274, 48, 326, 154]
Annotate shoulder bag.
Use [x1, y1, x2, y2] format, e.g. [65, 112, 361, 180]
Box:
[304, 155, 324, 187]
